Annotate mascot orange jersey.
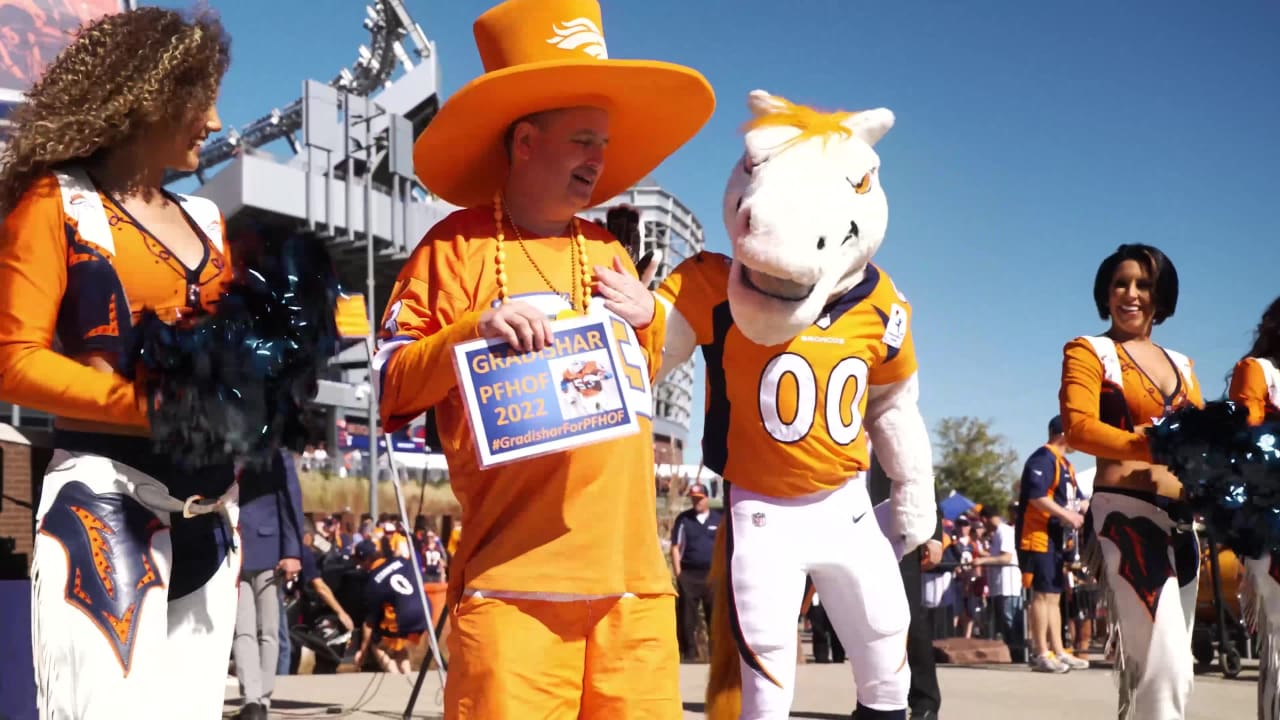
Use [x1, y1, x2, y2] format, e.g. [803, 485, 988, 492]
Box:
[375, 205, 671, 604]
[657, 252, 916, 498]
[0, 169, 231, 424]
[1228, 357, 1280, 426]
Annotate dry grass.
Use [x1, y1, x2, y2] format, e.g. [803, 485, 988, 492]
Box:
[300, 469, 717, 527]
[297, 470, 460, 518]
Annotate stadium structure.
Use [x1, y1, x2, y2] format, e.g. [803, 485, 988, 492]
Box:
[0, 0, 708, 487]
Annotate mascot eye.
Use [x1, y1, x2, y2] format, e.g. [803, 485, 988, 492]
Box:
[742, 155, 756, 175]
[849, 172, 873, 195]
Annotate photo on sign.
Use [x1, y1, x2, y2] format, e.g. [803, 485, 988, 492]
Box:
[450, 314, 642, 469]
[550, 351, 624, 420]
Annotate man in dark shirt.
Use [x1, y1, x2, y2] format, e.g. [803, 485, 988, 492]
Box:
[351, 540, 429, 674]
[1015, 416, 1088, 673]
[233, 451, 304, 720]
[868, 453, 944, 720]
[669, 482, 722, 661]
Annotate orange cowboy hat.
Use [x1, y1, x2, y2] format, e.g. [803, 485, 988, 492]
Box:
[413, 0, 715, 209]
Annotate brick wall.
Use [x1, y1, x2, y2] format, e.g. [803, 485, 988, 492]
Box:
[0, 430, 35, 571]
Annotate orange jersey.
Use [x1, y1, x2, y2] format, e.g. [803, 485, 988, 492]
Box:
[1059, 335, 1204, 462]
[1015, 444, 1077, 552]
[1228, 357, 1280, 427]
[0, 169, 232, 427]
[374, 205, 671, 603]
[657, 253, 918, 497]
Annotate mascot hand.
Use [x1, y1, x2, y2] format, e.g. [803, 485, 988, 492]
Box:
[920, 539, 943, 569]
[891, 479, 937, 556]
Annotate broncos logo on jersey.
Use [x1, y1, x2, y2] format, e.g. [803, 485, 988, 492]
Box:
[39, 481, 165, 673]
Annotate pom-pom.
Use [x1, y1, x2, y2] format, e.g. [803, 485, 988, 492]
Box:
[131, 231, 342, 471]
[1147, 401, 1280, 558]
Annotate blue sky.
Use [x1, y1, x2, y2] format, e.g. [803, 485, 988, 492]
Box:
[149, 0, 1279, 474]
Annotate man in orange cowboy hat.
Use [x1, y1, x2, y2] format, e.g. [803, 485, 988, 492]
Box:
[373, 0, 714, 717]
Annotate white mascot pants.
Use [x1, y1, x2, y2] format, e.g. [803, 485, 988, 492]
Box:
[1086, 489, 1199, 720]
[726, 475, 910, 720]
[1245, 554, 1280, 720]
[30, 450, 241, 720]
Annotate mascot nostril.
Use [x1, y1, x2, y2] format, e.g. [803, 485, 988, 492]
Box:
[842, 219, 860, 245]
[816, 236, 826, 251]
[736, 196, 743, 212]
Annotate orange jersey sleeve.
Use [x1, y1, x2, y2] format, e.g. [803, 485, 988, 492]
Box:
[375, 213, 486, 434]
[1228, 357, 1272, 427]
[866, 287, 917, 387]
[655, 252, 731, 347]
[1059, 337, 1151, 462]
[0, 177, 148, 426]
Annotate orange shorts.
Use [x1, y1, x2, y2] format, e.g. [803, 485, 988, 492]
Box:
[444, 593, 680, 720]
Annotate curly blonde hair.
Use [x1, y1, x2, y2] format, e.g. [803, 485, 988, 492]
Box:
[0, 7, 231, 213]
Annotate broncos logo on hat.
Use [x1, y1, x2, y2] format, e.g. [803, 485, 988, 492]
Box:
[545, 17, 608, 58]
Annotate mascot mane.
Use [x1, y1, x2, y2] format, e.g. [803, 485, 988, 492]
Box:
[741, 96, 860, 150]
[723, 90, 895, 347]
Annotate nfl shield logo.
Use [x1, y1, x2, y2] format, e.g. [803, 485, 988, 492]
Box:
[751, 512, 766, 527]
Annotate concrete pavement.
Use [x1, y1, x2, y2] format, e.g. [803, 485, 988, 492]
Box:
[225, 660, 1257, 718]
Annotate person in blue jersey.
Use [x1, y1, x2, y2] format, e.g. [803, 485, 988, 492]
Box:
[351, 540, 430, 674]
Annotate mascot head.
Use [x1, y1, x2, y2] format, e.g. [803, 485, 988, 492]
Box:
[723, 90, 895, 346]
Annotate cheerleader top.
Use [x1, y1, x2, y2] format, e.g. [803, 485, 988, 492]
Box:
[1059, 335, 1203, 462]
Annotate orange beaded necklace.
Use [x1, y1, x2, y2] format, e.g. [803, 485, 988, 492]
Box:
[491, 192, 593, 315]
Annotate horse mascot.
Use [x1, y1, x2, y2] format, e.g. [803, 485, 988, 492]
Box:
[653, 89, 937, 719]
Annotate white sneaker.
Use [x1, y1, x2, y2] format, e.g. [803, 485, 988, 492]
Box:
[1032, 654, 1069, 673]
[1057, 652, 1090, 670]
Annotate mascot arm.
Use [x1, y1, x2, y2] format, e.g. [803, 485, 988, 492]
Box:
[651, 253, 722, 386]
[653, 296, 697, 386]
[865, 372, 937, 557]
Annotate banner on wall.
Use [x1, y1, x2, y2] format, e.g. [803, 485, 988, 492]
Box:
[338, 416, 428, 454]
[0, 1, 130, 95]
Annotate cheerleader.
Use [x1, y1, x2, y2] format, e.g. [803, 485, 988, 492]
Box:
[0, 9, 239, 718]
[1227, 296, 1280, 720]
[1059, 244, 1203, 719]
